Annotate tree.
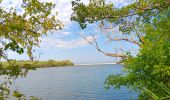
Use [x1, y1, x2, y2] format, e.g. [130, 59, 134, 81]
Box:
[71, 0, 169, 58]
[106, 16, 170, 99]
[71, 0, 170, 99]
[0, 0, 62, 60]
[0, 0, 62, 99]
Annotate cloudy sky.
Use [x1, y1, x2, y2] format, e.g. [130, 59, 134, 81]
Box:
[3, 0, 133, 64]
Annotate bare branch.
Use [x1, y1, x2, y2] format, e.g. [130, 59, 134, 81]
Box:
[135, 29, 144, 45]
[98, 24, 141, 46]
[107, 37, 141, 47]
[81, 33, 128, 58]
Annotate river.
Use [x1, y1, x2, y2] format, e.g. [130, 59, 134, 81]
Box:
[13, 64, 138, 100]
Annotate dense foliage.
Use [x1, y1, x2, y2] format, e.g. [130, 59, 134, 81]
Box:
[0, 0, 62, 59]
[0, 0, 61, 99]
[71, 0, 170, 99]
[106, 16, 170, 99]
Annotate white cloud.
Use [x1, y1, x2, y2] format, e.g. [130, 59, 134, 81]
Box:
[41, 36, 94, 48]
[2, 0, 130, 49]
[1, 0, 130, 26]
[61, 31, 72, 35]
[51, 30, 72, 35]
[1, 0, 130, 21]
[55, 37, 91, 48]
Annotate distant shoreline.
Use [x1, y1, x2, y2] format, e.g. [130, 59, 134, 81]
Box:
[74, 63, 117, 66]
[1, 60, 121, 69]
[1, 60, 74, 68]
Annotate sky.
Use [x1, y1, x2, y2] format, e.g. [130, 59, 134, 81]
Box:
[2, 0, 135, 64]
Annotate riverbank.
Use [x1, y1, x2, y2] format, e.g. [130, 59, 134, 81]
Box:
[0, 60, 74, 68]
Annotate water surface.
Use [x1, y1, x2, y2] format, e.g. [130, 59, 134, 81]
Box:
[14, 64, 137, 100]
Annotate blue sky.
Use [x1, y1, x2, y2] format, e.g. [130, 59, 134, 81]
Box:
[3, 0, 136, 64]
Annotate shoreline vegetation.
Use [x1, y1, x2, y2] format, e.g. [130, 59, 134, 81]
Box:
[0, 60, 74, 69]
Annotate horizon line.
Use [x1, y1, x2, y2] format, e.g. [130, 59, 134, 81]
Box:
[74, 62, 117, 66]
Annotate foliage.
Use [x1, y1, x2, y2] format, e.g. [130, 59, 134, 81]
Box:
[1, 60, 74, 69]
[71, 0, 170, 99]
[143, 82, 170, 100]
[71, 0, 169, 30]
[0, 0, 62, 99]
[0, 0, 62, 59]
[71, 0, 170, 59]
[106, 16, 170, 99]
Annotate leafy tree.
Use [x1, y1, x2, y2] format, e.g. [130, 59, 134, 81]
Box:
[0, 0, 62, 99]
[71, 0, 169, 58]
[0, 0, 62, 60]
[71, 0, 170, 99]
[106, 16, 170, 99]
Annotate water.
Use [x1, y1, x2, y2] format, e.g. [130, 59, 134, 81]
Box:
[13, 64, 138, 100]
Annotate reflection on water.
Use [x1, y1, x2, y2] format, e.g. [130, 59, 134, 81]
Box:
[14, 64, 137, 100]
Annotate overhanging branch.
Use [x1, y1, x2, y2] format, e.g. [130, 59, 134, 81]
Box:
[81, 33, 128, 58]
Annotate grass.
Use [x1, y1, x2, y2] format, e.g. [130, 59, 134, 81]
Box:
[0, 60, 74, 69]
[143, 82, 170, 100]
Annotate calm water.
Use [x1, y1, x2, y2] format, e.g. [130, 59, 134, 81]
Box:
[14, 64, 138, 100]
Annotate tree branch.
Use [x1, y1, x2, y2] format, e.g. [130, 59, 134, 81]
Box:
[92, 1, 170, 21]
[107, 37, 141, 47]
[81, 33, 128, 58]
